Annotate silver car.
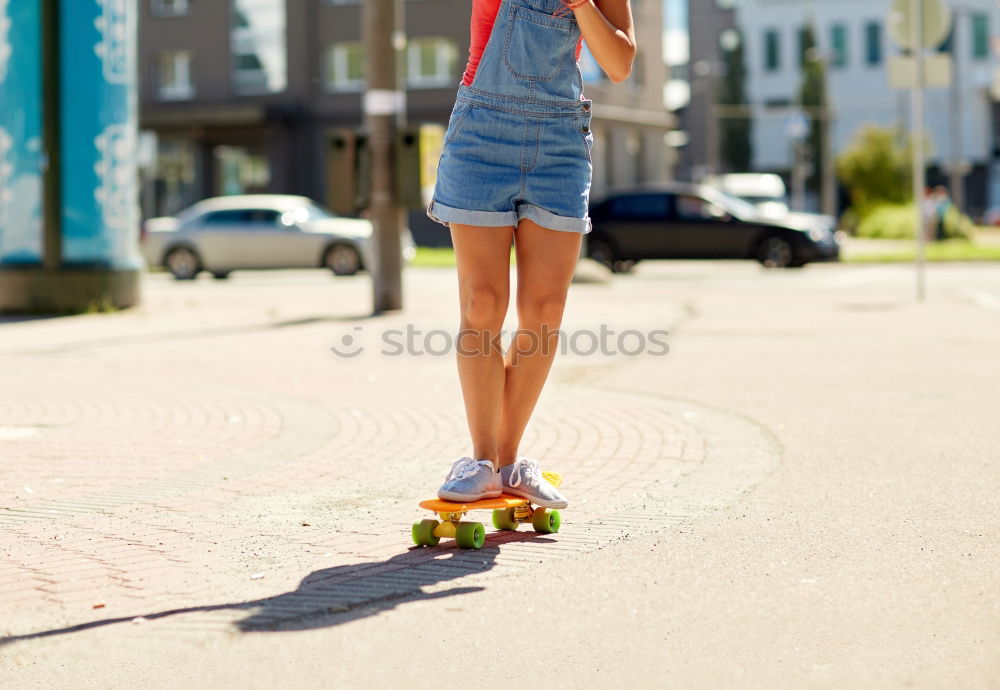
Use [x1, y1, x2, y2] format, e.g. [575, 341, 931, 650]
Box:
[141, 195, 416, 280]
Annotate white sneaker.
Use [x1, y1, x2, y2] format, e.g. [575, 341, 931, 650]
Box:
[437, 457, 502, 502]
[500, 457, 568, 509]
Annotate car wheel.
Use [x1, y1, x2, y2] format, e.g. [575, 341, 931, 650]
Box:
[211, 272, 231, 280]
[756, 235, 796, 269]
[165, 247, 201, 280]
[588, 239, 616, 270]
[324, 244, 361, 277]
[613, 259, 637, 274]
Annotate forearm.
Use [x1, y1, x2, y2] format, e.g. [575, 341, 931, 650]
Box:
[571, 0, 635, 83]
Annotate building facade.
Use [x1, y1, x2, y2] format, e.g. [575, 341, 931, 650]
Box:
[139, 0, 675, 233]
[686, 0, 1000, 217]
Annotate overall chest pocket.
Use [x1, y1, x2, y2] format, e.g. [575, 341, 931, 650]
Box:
[503, 6, 577, 82]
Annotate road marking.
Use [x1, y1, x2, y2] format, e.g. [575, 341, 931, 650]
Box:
[957, 287, 1000, 315]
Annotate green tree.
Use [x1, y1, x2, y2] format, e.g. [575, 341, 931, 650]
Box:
[717, 30, 752, 172]
[798, 23, 827, 192]
[835, 125, 912, 211]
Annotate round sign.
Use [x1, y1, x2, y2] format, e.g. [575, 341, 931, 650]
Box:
[887, 0, 953, 51]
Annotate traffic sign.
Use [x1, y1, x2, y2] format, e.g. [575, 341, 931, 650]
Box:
[784, 112, 808, 139]
[888, 53, 952, 89]
[887, 0, 952, 51]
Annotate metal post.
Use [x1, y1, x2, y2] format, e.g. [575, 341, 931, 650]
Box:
[706, 100, 719, 177]
[911, 0, 926, 302]
[948, 7, 965, 214]
[41, 0, 61, 270]
[363, 0, 404, 314]
[821, 108, 837, 217]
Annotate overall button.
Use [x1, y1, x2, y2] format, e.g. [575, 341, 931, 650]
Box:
[582, 103, 591, 112]
[581, 125, 590, 134]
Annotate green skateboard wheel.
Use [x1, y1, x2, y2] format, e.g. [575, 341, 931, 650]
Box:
[531, 508, 561, 534]
[412, 519, 440, 546]
[455, 521, 486, 549]
[492, 507, 519, 530]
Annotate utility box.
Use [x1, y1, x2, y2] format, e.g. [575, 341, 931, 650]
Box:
[326, 128, 370, 216]
[327, 123, 445, 215]
[395, 126, 423, 210]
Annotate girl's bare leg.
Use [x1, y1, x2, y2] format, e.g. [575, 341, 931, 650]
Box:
[451, 223, 515, 465]
[497, 218, 582, 466]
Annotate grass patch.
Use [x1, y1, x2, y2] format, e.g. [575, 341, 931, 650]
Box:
[845, 239, 1000, 263]
[411, 248, 457, 267]
[411, 247, 516, 268]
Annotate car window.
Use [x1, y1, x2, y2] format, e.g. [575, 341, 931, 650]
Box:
[675, 194, 717, 221]
[200, 210, 250, 226]
[198, 209, 281, 228]
[608, 194, 669, 220]
[247, 209, 281, 226]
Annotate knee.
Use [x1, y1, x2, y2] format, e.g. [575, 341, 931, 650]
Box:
[518, 292, 568, 329]
[460, 284, 507, 332]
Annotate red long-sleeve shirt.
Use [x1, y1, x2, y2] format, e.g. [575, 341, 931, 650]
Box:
[461, 0, 584, 86]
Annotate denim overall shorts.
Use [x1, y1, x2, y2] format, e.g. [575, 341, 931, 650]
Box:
[426, 0, 594, 233]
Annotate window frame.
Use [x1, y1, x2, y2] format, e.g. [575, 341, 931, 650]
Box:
[156, 50, 195, 101]
[864, 21, 882, 67]
[830, 23, 848, 69]
[325, 41, 367, 92]
[151, 0, 191, 18]
[764, 29, 781, 72]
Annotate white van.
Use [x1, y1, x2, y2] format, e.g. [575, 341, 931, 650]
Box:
[705, 173, 836, 231]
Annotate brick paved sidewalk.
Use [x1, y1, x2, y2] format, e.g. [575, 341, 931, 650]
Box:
[0, 268, 778, 643]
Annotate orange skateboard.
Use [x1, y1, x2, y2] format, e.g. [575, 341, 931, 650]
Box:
[412, 471, 564, 550]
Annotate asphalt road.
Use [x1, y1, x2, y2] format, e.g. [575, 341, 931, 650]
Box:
[1, 260, 997, 689]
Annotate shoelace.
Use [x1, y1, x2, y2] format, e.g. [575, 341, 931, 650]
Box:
[509, 457, 542, 488]
[447, 457, 490, 482]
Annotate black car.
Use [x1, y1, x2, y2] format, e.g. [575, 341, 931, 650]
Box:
[587, 183, 840, 270]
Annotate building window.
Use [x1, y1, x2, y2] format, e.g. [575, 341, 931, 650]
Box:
[628, 48, 644, 89]
[326, 42, 366, 91]
[157, 51, 194, 100]
[797, 27, 809, 67]
[231, 0, 287, 95]
[151, 0, 190, 17]
[406, 37, 458, 88]
[764, 29, 780, 72]
[830, 24, 848, 68]
[972, 14, 989, 60]
[864, 21, 882, 66]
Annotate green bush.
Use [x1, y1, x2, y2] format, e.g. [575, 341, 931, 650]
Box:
[836, 126, 912, 212]
[854, 203, 973, 240]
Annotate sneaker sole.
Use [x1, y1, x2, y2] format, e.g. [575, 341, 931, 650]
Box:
[501, 487, 567, 510]
[437, 488, 503, 503]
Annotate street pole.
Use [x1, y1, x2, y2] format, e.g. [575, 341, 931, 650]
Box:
[41, 0, 62, 270]
[948, 7, 965, 214]
[363, 0, 404, 314]
[910, 0, 927, 302]
[821, 107, 837, 217]
[707, 99, 720, 177]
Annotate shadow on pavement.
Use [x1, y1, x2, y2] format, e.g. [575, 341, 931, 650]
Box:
[0, 312, 378, 355]
[0, 535, 553, 644]
[0, 314, 65, 325]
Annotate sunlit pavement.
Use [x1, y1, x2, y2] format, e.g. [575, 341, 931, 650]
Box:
[1, 261, 997, 688]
